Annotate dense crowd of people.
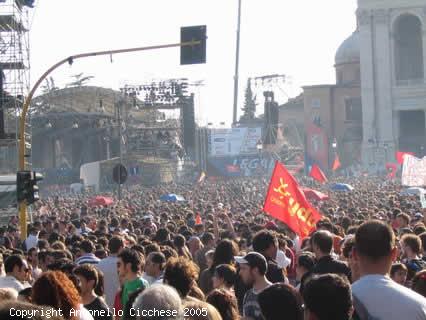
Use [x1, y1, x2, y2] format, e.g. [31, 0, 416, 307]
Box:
[0, 175, 424, 319]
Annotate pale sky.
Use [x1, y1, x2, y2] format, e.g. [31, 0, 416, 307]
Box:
[29, 0, 357, 126]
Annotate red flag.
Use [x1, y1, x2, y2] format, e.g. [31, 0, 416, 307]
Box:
[309, 164, 328, 183]
[195, 213, 202, 225]
[332, 154, 341, 171]
[396, 151, 414, 165]
[385, 163, 398, 179]
[263, 161, 322, 238]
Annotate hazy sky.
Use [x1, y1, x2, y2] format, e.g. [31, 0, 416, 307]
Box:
[29, 0, 357, 125]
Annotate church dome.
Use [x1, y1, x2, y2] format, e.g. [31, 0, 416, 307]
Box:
[335, 31, 360, 65]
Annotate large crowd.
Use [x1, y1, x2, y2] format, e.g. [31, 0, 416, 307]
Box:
[0, 174, 424, 320]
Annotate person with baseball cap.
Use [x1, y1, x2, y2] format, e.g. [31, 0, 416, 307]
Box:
[236, 252, 272, 320]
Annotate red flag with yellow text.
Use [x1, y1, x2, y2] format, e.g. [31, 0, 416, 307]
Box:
[263, 161, 323, 238]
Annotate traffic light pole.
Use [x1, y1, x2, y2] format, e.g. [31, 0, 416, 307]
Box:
[18, 40, 201, 240]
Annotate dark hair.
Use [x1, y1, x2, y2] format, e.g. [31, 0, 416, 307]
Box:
[163, 257, 199, 298]
[79, 240, 95, 254]
[297, 252, 316, 271]
[310, 231, 333, 254]
[4, 255, 24, 273]
[342, 236, 355, 259]
[108, 236, 124, 254]
[118, 248, 143, 273]
[303, 274, 352, 320]
[148, 252, 166, 271]
[390, 263, 407, 277]
[401, 234, 422, 255]
[201, 232, 215, 246]
[211, 239, 238, 271]
[214, 264, 237, 287]
[258, 283, 303, 320]
[355, 220, 395, 261]
[252, 230, 276, 253]
[73, 264, 98, 288]
[206, 288, 240, 320]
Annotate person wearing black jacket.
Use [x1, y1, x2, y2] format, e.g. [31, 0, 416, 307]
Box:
[310, 230, 351, 281]
[252, 230, 287, 284]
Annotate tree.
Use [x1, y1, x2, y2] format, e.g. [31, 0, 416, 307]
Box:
[240, 78, 256, 121]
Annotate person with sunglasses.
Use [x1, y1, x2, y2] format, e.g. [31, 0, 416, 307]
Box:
[0, 254, 31, 292]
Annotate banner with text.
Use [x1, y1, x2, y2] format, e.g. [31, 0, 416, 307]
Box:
[402, 155, 426, 187]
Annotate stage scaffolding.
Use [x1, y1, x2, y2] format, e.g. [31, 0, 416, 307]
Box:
[0, 0, 31, 173]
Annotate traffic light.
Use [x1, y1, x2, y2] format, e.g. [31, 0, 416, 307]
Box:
[17, 171, 43, 205]
[180, 25, 207, 65]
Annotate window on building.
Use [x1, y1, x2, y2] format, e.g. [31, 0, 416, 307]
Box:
[394, 14, 424, 81]
[311, 99, 320, 109]
[345, 97, 362, 121]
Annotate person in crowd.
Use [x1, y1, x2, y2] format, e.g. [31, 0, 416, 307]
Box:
[27, 247, 42, 281]
[206, 288, 240, 320]
[163, 256, 200, 302]
[295, 252, 316, 292]
[400, 234, 426, 283]
[211, 264, 237, 293]
[251, 230, 286, 284]
[412, 270, 426, 298]
[199, 239, 237, 294]
[390, 263, 408, 285]
[302, 273, 353, 320]
[310, 230, 351, 280]
[173, 235, 192, 260]
[195, 232, 215, 273]
[97, 236, 123, 308]
[341, 236, 360, 283]
[132, 284, 184, 320]
[117, 248, 148, 308]
[0, 255, 30, 292]
[143, 251, 166, 285]
[258, 283, 303, 320]
[397, 213, 411, 233]
[236, 252, 272, 320]
[75, 240, 101, 265]
[352, 220, 426, 319]
[32, 270, 94, 320]
[73, 264, 112, 320]
[25, 226, 39, 251]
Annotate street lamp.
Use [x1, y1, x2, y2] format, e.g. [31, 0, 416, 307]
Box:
[332, 138, 337, 149]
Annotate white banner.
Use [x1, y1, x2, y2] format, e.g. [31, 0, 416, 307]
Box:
[208, 127, 262, 156]
[402, 155, 426, 187]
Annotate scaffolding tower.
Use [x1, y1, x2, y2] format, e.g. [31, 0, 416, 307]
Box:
[0, 0, 31, 173]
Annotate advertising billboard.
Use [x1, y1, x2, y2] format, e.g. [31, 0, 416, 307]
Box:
[208, 127, 262, 157]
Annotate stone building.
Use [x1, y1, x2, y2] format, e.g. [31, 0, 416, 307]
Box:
[358, 0, 426, 169]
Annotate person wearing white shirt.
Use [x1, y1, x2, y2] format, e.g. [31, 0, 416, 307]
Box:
[24, 227, 38, 251]
[352, 220, 426, 320]
[144, 252, 166, 285]
[0, 255, 30, 292]
[97, 236, 124, 308]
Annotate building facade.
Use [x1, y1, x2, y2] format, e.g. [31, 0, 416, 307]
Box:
[358, 0, 426, 169]
[303, 31, 362, 171]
